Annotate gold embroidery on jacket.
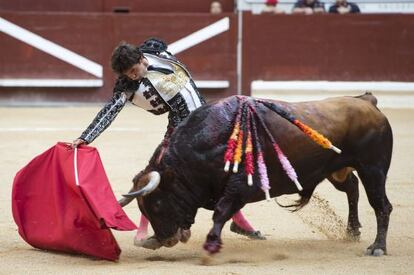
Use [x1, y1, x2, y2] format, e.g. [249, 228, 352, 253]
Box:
[146, 64, 189, 99]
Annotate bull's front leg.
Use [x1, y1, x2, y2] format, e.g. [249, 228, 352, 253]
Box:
[203, 195, 244, 254]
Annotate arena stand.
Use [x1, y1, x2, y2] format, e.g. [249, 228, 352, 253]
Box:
[241, 0, 414, 14]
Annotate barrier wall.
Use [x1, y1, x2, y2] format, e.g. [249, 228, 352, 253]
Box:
[241, 13, 414, 94]
[0, 13, 237, 103]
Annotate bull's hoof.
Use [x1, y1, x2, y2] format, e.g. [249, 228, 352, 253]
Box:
[135, 236, 163, 250]
[134, 237, 145, 247]
[230, 222, 266, 240]
[180, 229, 191, 243]
[162, 237, 179, 247]
[366, 248, 385, 256]
[365, 243, 386, 256]
[203, 241, 222, 254]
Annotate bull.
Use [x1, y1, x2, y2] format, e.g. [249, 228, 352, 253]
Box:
[120, 93, 393, 256]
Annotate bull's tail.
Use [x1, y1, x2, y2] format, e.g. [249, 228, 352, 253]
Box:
[355, 92, 378, 107]
[275, 187, 316, 212]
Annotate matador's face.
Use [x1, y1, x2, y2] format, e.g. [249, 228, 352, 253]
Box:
[124, 57, 149, 81]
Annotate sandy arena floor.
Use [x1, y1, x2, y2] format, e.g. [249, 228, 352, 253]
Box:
[0, 101, 413, 274]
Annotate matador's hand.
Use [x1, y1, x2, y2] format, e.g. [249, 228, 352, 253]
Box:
[71, 138, 86, 148]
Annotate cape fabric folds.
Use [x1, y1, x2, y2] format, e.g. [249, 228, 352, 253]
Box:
[11, 142, 137, 261]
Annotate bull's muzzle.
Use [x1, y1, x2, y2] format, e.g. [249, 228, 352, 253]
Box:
[123, 171, 160, 198]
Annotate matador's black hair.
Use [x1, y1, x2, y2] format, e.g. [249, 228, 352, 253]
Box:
[111, 41, 143, 75]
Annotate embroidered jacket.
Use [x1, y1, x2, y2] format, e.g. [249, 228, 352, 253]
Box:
[79, 52, 205, 144]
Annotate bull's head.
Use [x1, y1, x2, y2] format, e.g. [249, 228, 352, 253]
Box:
[123, 171, 191, 249]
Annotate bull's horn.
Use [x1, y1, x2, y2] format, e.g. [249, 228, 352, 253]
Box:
[122, 171, 160, 198]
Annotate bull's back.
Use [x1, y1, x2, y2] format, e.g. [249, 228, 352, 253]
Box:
[280, 94, 387, 144]
[165, 94, 391, 195]
[171, 93, 388, 163]
[264, 93, 391, 172]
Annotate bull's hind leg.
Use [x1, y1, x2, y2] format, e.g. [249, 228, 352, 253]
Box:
[203, 194, 245, 254]
[357, 165, 393, 256]
[328, 170, 362, 240]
